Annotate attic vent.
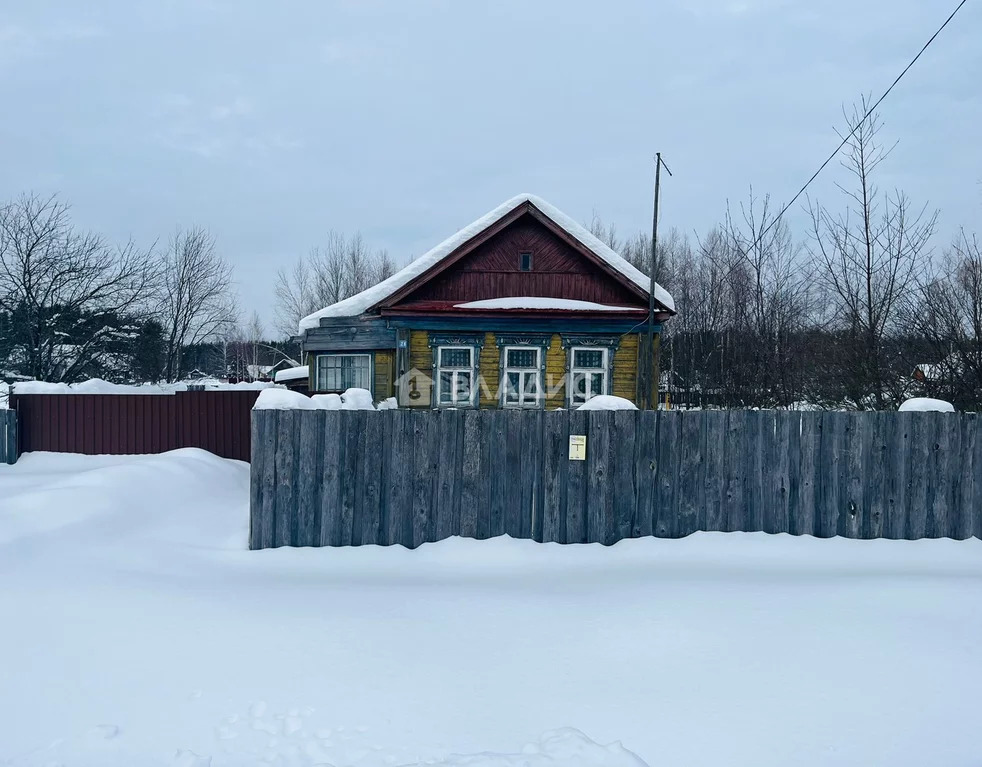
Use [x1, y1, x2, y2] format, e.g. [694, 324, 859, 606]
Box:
[520, 252, 533, 271]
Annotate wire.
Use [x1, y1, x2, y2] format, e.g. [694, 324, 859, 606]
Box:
[737, 0, 970, 254]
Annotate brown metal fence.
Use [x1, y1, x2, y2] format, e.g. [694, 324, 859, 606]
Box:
[9, 390, 261, 462]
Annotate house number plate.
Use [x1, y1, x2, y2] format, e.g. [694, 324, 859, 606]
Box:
[568, 435, 586, 461]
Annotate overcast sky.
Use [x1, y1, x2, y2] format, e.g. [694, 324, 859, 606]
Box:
[2, 0, 980, 334]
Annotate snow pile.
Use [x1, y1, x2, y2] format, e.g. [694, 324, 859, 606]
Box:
[341, 387, 376, 410]
[299, 194, 674, 331]
[454, 297, 638, 312]
[274, 364, 309, 383]
[253, 388, 323, 410]
[254, 387, 389, 411]
[2, 453, 982, 765]
[0, 382, 8, 409]
[377, 396, 398, 410]
[311, 393, 342, 410]
[899, 397, 955, 412]
[577, 395, 638, 411]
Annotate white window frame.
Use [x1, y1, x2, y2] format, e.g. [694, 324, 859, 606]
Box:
[569, 346, 609, 406]
[435, 345, 476, 407]
[502, 345, 543, 409]
[315, 353, 373, 393]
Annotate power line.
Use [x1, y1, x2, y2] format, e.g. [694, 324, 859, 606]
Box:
[740, 0, 969, 253]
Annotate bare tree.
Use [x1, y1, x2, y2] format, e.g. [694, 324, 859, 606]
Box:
[911, 231, 982, 408]
[725, 190, 813, 406]
[157, 227, 237, 382]
[0, 194, 156, 382]
[808, 100, 938, 409]
[273, 231, 393, 339]
[588, 212, 620, 252]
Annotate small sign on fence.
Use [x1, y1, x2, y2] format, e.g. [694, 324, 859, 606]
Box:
[568, 434, 586, 461]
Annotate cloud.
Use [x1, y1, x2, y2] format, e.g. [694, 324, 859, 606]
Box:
[148, 91, 301, 160]
[0, 19, 105, 68]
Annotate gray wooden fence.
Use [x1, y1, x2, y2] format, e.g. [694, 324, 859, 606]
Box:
[0, 409, 16, 465]
[249, 409, 982, 549]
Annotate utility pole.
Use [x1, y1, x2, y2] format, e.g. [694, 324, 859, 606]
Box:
[647, 152, 671, 409]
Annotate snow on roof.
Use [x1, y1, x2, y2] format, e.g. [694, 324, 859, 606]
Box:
[454, 297, 639, 312]
[298, 193, 676, 333]
[274, 365, 310, 383]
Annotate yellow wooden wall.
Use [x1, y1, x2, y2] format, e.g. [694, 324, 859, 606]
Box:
[544, 334, 566, 409]
[611, 333, 640, 403]
[308, 330, 646, 406]
[374, 350, 394, 400]
[407, 330, 434, 407]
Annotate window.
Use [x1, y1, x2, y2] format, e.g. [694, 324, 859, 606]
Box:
[569, 347, 608, 405]
[520, 251, 533, 271]
[316, 354, 372, 392]
[436, 346, 474, 406]
[502, 346, 542, 408]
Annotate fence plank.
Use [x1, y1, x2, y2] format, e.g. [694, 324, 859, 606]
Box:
[295, 409, 324, 547]
[676, 412, 703, 537]
[256, 410, 278, 548]
[816, 412, 844, 538]
[359, 411, 384, 545]
[841, 414, 864, 539]
[410, 410, 434, 548]
[956, 416, 977, 540]
[489, 412, 508, 538]
[586, 409, 612, 544]
[319, 412, 343, 546]
[744, 411, 763, 533]
[476, 410, 494, 539]
[518, 410, 538, 540]
[565, 410, 588, 543]
[722, 411, 745, 533]
[906, 413, 931, 540]
[384, 410, 414, 546]
[460, 410, 482, 539]
[865, 414, 886, 539]
[504, 411, 525, 539]
[633, 411, 657, 538]
[612, 410, 637, 541]
[542, 411, 568, 543]
[435, 410, 462, 541]
[248, 410, 266, 549]
[273, 410, 298, 547]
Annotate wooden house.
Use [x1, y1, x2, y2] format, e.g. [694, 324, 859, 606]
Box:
[298, 194, 675, 408]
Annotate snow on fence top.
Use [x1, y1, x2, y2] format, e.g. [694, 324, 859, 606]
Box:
[899, 397, 955, 412]
[274, 365, 309, 383]
[254, 387, 396, 411]
[12, 378, 281, 396]
[298, 193, 676, 332]
[576, 395, 638, 411]
[455, 297, 638, 312]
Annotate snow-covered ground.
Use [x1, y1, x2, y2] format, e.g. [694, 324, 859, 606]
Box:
[1, 451, 981, 767]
